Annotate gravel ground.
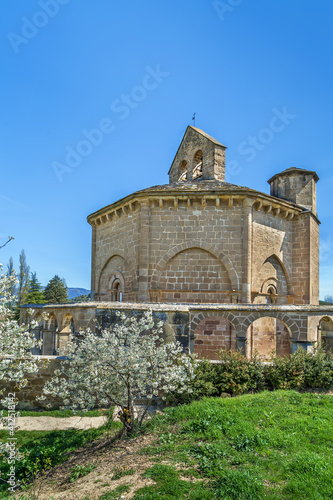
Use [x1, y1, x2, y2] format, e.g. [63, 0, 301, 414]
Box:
[0, 415, 108, 431]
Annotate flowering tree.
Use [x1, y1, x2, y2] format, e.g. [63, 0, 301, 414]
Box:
[0, 265, 42, 417]
[41, 311, 196, 435]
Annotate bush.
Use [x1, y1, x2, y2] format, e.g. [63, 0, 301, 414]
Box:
[164, 357, 220, 406]
[165, 346, 333, 406]
[214, 350, 266, 396]
[69, 463, 96, 482]
[265, 345, 333, 391]
[265, 348, 307, 390]
[165, 351, 266, 404]
[303, 346, 333, 389]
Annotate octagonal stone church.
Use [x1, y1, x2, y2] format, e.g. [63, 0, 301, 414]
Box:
[26, 126, 333, 361]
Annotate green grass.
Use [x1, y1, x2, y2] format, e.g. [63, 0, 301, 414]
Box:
[2, 392, 333, 499]
[133, 391, 333, 499]
[0, 418, 121, 498]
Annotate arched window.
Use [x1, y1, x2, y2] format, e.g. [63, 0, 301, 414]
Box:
[192, 150, 203, 179]
[266, 286, 277, 304]
[112, 280, 122, 301]
[178, 160, 187, 181]
[110, 272, 125, 301]
[318, 317, 333, 352]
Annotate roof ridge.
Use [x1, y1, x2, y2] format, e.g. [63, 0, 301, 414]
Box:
[188, 126, 227, 148]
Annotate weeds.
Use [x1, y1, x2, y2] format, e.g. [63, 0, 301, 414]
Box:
[69, 463, 96, 482]
[111, 466, 135, 480]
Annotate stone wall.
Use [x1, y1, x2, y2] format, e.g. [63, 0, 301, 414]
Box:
[93, 196, 245, 304]
[15, 303, 333, 410]
[193, 316, 236, 360]
[90, 191, 318, 309]
[251, 209, 293, 303]
[23, 302, 333, 362]
[92, 201, 141, 302]
[1, 358, 64, 410]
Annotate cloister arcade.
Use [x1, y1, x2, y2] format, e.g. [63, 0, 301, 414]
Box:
[22, 303, 333, 360]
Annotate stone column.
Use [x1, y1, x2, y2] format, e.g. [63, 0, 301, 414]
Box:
[241, 199, 253, 303]
[137, 199, 150, 302]
[90, 224, 97, 300]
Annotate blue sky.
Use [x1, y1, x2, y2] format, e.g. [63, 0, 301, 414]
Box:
[1, 0, 332, 298]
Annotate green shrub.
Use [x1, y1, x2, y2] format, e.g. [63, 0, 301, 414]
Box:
[265, 348, 306, 390]
[165, 346, 333, 407]
[265, 345, 333, 391]
[164, 357, 220, 405]
[165, 351, 266, 405]
[303, 345, 333, 389]
[214, 350, 266, 395]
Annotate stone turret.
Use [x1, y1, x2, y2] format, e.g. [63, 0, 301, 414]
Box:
[168, 126, 227, 183]
[268, 167, 319, 215]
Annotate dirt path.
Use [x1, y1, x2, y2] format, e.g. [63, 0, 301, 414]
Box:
[0, 404, 157, 431]
[0, 415, 108, 431]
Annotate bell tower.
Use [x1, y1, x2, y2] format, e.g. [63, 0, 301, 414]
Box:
[168, 126, 227, 183]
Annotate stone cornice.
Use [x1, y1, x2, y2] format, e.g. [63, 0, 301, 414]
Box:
[87, 186, 306, 227]
[22, 302, 333, 314]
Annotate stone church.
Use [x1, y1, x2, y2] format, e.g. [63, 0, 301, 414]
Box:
[24, 126, 333, 361]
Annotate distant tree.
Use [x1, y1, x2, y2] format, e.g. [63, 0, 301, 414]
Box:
[324, 295, 333, 304]
[25, 272, 46, 304]
[18, 250, 30, 305]
[6, 257, 17, 308]
[44, 275, 68, 303]
[7, 256, 14, 276]
[69, 292, 91, 303]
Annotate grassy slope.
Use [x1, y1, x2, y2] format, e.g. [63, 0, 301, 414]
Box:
[135, 391, 333, 499]
[0, 419, 121, 497]
[1, 391, 333, 499]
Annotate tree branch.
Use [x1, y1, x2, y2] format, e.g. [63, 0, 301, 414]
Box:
[0, 237, 14, 249]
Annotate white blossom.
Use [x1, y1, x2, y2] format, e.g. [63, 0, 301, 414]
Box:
[41, 310, 196, 434]
[0, 264, 42, 420]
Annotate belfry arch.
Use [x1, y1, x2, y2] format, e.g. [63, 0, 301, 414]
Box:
[192, 150, 203, 179]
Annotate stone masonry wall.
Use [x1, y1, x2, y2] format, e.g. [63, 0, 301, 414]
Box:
[309, 214, 319, 304]
[159, 248, 232, 303]
[292, 213, 314, 304]
[252, 209, 293, 303]
[149, 198, 243, 302]
[0, 358, 64, 410]
[90, 193, 320, 309]
[93, 203, 141, 301]
[193, 316, 236, 360]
